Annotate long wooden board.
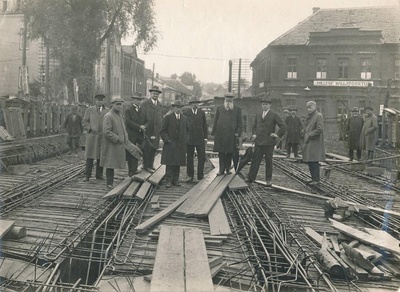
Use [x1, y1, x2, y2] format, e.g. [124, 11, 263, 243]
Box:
[228, 175, 248, 190]
[103, 177, 132, 198]
[208, 199, 232, 236]
[121, 181, 140, 199]
[147, 165, 166, 185]
[0, 220, 15, 238]
[133, 170, 153, 182]
[135, 181, 152, 200]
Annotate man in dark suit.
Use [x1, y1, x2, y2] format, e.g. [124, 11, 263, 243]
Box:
[139, 86, 163, 173]
[211, 92, 242, 175]
[184, 100, 208, 182]
[125, 92, 145, 176]
[245, 98, 286, 186]
[285, 107, 303, 158]
[160, 100, 187, 188]
[63, 105, 83, 156]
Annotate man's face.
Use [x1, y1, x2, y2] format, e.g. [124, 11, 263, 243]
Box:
[261, 102, 270, 111]
[113, 102, 123, 112]
[151, 91, 160, 100]
[172, 106, 181, 114]
[307, 103, 316, 114]
[352, 111, 359, 117]
[191, 103, 198, 110]
[291, 110, 297, 116]
[365, 109, 372, 115]
[133, 98, 141, 106]
[96, 99, 105, 107]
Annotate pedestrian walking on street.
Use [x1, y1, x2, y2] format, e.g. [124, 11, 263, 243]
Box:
[245, 98, 286, 186]
[125, 92, 145, 176]
[82, 94, 109, 181]
[63, 104, 83, 156]
[211, 92, 242, 175]
[346, 107, 364, 161]
[285, 107, 303, 158]
[184, 99, 208, 182]
[360, 106, 378, 162]
[140, 86, 163, 173]
[160, 100, 187, 188]
[301, 101, 326, 186]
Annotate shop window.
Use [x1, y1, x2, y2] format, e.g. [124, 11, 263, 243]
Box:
[316, 58, 327, 79]
[361, 59, 372, 80]
[287, 58, 297, 79]
[338, 58, 349, 79]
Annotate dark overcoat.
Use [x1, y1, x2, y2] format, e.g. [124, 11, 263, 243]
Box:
[160, 113, 187, 166]
[82, 105, 109, 159]
[184, 108, 208, 145]
[139, 98, 163, 148]
[63, 113, 83, 137]
[285, 115, 302, 144]
[346, 116, 363, 149]
[100, 110, 128, 169]
[211, 105, 242, 153]
[253, 110, 286, 146]
[360, 114, 378, 151]
[302, 110, 326, 162]
[125, 104, 143, 144]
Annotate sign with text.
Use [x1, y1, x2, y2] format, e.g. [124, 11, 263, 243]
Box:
[313, 80, 373, 87]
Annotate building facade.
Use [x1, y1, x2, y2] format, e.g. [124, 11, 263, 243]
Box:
[251, 6, 400, 138]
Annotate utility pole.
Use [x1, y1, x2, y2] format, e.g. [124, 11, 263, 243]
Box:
[381, 79, 392, 147]
[237, 58, 241, 99]
[152, 63, 155, 87]
[18, 17, 28, 98]
[228, 60, 232, 92]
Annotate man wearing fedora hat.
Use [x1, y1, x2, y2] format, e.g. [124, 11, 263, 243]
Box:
[346, 107, 363, 161]
[63, 104, 83, 156]
[125, 92, 145, 176]
[140, 85, 163, 173]
[82, 94, 109, 181]
[184, 99, 208, 182]
[360, 106, 378, 162]
[160, 100, 187, 187]
[285, 107, 303, 158]
[245, 97, 286, 186]
[211, 92, 242, 175]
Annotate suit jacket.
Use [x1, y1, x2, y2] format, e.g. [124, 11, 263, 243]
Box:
[253, 110, 286, 146]
[82, 105, 109, 159]
[139, 98, 163, 148]
[125, 104, 143, 144]
[160, 113, 187, 166]
[184, 108, 208, 145]
[285, 115, 302, 144]
[63, 113, 83, 137]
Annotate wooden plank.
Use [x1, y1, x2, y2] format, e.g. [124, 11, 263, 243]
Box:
[340, 251, 369, 281]
[208, 256, 223, 269]
[147, 165, 166, 185]
[228, 175, 248, 190]
[208, 199, 232, 236]
[210, 261, 227, 278]
[133, 170, 153, 182]
[0, 220, 15, 238]
[329, 236, 341, 255]
[150, 195, 160, 204]
[153, 153, 162, 169]
[135, 181, 152, 200]
[325, 152, 348, 161]
[342, 243, 374, 270]
[151, 225, 185, 292]
[103, 177, 132, 199]
[257, 181, 330, 200]
[355, 244, 383, 264]
[184, 228, 214, 292]
[121, 181, 141, 199]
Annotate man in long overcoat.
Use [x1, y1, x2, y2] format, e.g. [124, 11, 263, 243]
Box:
[211, 92, 242, 175]
[100, 97, 129, 188]
[285, 107, 303, 158]
[346, 107, 364, 161]
[302, 101, 326, 186]
[63, 105, 83, 155]
[360, 106, 378, 162]
[125, 93, 145, 176]
[246, 98, 286, 186]
[160, 100, 187, 188]
[184, 100, 208, 182]
[82, 94, 109, 181]
[140, 86, 163, 173]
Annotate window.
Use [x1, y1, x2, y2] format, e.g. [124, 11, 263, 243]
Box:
[287, 58, 297, 79]
[361, 59, 372, 80]
[338, 58, 349, 78]
[337, 101, 349, 118]
[316, 58, 327, 79]
[316, 100, 326, 117]
[395, 59, 400, 80]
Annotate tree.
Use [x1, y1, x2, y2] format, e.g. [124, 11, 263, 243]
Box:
[23, 0, 158, 103]
[180, 72, 202, 98]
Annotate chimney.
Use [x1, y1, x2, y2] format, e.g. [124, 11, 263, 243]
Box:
[313, 7, 320, 14]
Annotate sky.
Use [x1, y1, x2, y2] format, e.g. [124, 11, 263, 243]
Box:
[123, 0, 399, 84]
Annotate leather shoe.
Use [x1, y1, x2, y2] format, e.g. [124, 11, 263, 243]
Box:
[186, 177, 193, 183]
[216, 172, 224, 176]
[145, 168, 155, 173]
[265, 181, 272, 187]
[166, 182, 171, 188]
[173, 182, 181, 187]
[197, 175, 204, 180]
[96, 176, 104, 180]
[107, 184, 114, 189]
[83, 177, 89, 182]
[309, 181, 320, 186]
[226, 170, 232, 174]
[244, 178, 253, 183]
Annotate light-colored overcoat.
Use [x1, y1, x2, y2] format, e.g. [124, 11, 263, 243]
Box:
[100, 109, 128, 169]
[82, 105, 109, 159]
[360, 114, 378, 151]
[302, 110, 326, 162]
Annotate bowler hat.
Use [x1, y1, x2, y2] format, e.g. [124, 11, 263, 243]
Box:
[131, 92, 143, 100]
[149, 86, 162, 93]
[289, 107, 297, 111]
[111, 97, 124, 104]
[94, 94, 105, 100]
[365, 106, 373, 111]
[351, 107, 359, 112]
[260, 97, 272, 103]
[224, 92, 235, 98]
[171, 100, 183, 107]
[189, 99, 201, 104]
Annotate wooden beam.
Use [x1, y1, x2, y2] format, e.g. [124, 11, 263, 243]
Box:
[228, 175, 248, 190]
[208, 199, 232, 236]
[121, 181, 140, 199]
[103, 177, 132, 199]
[135, 181, 152, 200]
[0, 220, 15, 238]
[133, 170, 153, 182]
[148, 165, 166, 185]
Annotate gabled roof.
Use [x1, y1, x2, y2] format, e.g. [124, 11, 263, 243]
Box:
[270, 6, 400, 46]
[162, 78, 193, 95]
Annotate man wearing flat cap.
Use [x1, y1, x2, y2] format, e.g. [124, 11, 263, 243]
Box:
[63, 104, 83, 156]
[245, 98, 286, 186]
[360, 106, 377, 162]
[184, 99, 208, 182]
[140, 85, 163, 173]
[285, 107, 303, 158]
[346, 107, 363, 161]
[82, 94, 109, 181]
[125, 92, 145, 176]
[211, 92, 242, 175]
[160, 100, 187, 187]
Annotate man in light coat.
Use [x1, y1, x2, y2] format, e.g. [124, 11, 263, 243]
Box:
[82, 94, 109, 181]
[360, 106, 378, 162]
[211, 92, 242, 175]
[346, 107, 364, 161]
[302, 101, 326, 186]
[160, 100, 187, 188]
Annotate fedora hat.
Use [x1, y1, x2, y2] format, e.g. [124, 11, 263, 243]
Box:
[365, 106, 373, 111]
[351, 107, 359, 112]
[260, 97, 272, 103]
[189, 99, 202, 104]
[289, 107, 297, 111]
[149, 86, 162, 93]
[131, 92, 143, 100]
[171, 100, 183, 107]
[110, 97, 124, 104]
[224, 92, 235, 98]
[94, 94, 106, 100]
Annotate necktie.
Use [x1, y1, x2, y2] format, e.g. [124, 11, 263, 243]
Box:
[193, 109, 197, 115]
[99, 107, 102, 112]
[153, 100, 157, 106]
[262, 111, 266, 119]
[177, 114, 180, 120]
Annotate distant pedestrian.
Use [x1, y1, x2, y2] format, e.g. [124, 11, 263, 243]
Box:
[245, 98, 286, 186]
[160, 100, 187, 188]
[302, 101, 326, 186]
[346, 107, 363, 161]
[211, 92, 242, 175]
[140, 86, 163, 173]
[125, 92, 145, 176]
[184, 100, 208, 182]
[285, 107, 303, 158]
[360, 106, 378, 162]
[101, 97, 129, 189]
[63, 105, 83, 155]
[82, 94, 109, 181]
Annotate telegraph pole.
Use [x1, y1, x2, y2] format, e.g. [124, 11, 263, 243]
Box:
[228, 60, 232, 92]
[237, 58, 241, 99]
[151, 63, 155, 87]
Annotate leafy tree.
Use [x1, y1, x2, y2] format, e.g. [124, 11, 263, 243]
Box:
[180, 72, 202, 98]
[23, 0, 158, 103]
[170, 73, 178, 80]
